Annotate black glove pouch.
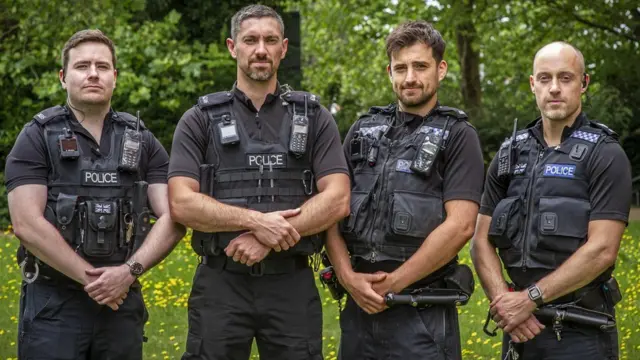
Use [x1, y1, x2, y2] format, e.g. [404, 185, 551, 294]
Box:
[84, 201, 118, 257]
[55, 193, 78, 244]
[443, 263, 475, 303]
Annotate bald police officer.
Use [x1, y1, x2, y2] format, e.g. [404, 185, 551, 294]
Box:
[5, 29, 185, 359]
[168, 5, 350, 360]
[471, 41, 631, 360]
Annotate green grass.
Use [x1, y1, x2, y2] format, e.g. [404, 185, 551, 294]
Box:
[1, 224, 640, 360]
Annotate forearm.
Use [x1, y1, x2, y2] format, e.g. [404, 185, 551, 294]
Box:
[171, 190, 261, 233]
[537, 241, 616, 303]
[392, 219, 471, 291]
[129, 214, 186, 272]
[470, 237, 509, 301]
[325, 224, 354, 282]
[14, 217, 93, 285]
[287, 187, 349, 237]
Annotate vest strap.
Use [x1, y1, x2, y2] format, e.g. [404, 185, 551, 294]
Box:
[215, 170, 311, 183]
[215, 187, 307, 199]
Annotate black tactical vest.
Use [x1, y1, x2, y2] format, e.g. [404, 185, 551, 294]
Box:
[488, 118, 617, 288]
[33, 106, 147, 265]
[341, 104, 467, 265]
[191, 90, 323, 258]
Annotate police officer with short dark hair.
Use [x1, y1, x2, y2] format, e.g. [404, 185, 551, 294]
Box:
[471, 41, 631, 360]
[167, 4, 350, 360]
[325, 21, 484, 360]
[5, 29, 185, 359]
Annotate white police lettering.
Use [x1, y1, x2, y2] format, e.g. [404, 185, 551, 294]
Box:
[83, 171, 120, 185]
[543, 164, 576, 178]
[246, 153, 287, 168]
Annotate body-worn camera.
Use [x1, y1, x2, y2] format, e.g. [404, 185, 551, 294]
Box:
[218, 114, 240, 146]
[58, 128, 79, 160]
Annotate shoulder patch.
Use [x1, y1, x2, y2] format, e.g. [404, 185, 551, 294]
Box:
[358, 125, 389, 138]
[571, 130, 601, 143]
[418, 125, 450, 140]
[500, 130, 530, 148]
[590, 121, 618, 139]
[436, 106, 468, 119]
[282, 91, 320, 107]
[113, 112, 147, 130]
[197, 92, 234, 109]
[33, 106, 67, 125]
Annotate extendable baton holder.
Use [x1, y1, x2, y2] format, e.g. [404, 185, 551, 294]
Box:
[385, 291, 469, 307]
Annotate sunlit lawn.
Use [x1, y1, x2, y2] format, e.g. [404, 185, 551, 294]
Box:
[1, 223, 639, 359]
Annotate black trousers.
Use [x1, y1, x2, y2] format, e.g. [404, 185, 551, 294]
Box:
[18, 281, 148, 360]
[182, 263, 323, 360]
[339, 296, 462, 360]
[501, 312, 618, 360]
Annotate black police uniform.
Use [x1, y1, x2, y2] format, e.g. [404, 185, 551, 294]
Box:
[481, 113, 631, 360]
[169, 84, 348, 360]
[4, 105, 170, 359]
[339, 103, 484, 360]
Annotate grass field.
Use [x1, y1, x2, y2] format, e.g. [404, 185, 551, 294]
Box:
[0, 224, 639, 360]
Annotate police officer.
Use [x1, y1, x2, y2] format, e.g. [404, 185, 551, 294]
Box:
[471, 41, 631, 360]
[167, 5, 350, 360]
[325, 21, 484, 360]
[5, 29, 185, 359]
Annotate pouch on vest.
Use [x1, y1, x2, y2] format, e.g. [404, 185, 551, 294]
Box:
[387, 190, 443, 242]
[84, 201, 118, 257]
[443, 263, 475, 298]
[488, 196, 521, 249]
[537, 197, 589, 255]
[55, 193, 78, 244]
[340, 191, 371, 237]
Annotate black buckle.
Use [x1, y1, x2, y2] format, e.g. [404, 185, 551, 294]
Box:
[249, 262, 265, 277]
[302, 170, 314, 195]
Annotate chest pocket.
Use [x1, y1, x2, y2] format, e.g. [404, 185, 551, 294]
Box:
[488, 196, 522, 249]
[83, 201, 119, 257]
[340, 174, 378, 239]
[536, 196, 590, 254]
[386, 190, 443, 243]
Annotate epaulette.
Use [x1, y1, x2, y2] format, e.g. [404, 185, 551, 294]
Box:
[113, 111, 146, 130]
[33, 105, 67, 125]
[368, 104, 395, 115]
[436, 106, 468, 120]
[590, 120, 618, 140]
[197, 91, 234, 109]
[282, 91, 320, 107]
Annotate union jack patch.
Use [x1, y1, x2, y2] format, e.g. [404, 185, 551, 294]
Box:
[94, 203, 112, 214]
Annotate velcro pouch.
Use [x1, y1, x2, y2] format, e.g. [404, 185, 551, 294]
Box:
[84, 201, 118, 257]
[444, 263, 475, 298]
[55, 193, 78, 244]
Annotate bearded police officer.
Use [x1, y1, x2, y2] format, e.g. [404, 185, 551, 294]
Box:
[325, 21, 484, 360]
[5, 29, 185, 359]
[168, 5, 350, 360]
[471, 42, 631, 360]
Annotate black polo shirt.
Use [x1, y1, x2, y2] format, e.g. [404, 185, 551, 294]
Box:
[168, 85, 348, 181]
[5, 108, 169, 192]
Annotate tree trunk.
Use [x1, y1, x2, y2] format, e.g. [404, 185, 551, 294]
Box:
[455, 0, 483, 121]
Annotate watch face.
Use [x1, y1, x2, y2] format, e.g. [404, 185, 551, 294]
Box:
[129, 261, 144, 276]
[529, 287, 541, 299]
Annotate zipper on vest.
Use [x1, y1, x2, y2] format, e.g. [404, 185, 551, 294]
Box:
[255, 113, 261, 140]
[522, 147, 544, 271]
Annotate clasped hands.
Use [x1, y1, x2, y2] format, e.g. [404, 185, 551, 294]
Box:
[489, 291, 546, 343]
[83, 264, 136, 311]
[224, 208, 302, 266]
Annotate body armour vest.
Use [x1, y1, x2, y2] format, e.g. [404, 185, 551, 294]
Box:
[191, 90, 323, 258]
[33, 106, 147, 265]
[487, 118, 617, 288]
[340, 104, 467, 265]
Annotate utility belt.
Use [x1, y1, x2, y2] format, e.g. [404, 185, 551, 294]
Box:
[483, 278, 622, 340]
[318, 252, 474, 306]
[202, 254, 310, 276]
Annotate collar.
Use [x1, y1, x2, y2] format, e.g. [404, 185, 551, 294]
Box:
[231, 81, 282, 109]
[395, 101, 441, 125]
[529, 112, 589, 145]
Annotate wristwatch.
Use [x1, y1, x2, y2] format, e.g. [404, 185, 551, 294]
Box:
[126, 259, 145, 277]
[527, 284, 544, 307]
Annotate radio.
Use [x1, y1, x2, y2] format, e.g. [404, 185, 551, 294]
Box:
[497, 118, 518, 179]
[118, 111, 142, 172]
[289, 97, 309, 157]
[410, 133, 441, 176]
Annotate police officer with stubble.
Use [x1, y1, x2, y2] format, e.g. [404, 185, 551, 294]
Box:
[471, 41, 631, 360]
[168, 4, 350, 360]
[325, 21, 484, 360]
[5, 29, 185, 359]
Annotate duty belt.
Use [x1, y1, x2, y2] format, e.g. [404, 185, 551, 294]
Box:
[203, 254, 309, 276]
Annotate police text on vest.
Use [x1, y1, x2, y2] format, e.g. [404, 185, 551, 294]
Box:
[543, 164, 576, 178]
[245, 153, 287, 168]
[82, 170, 121, 186]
